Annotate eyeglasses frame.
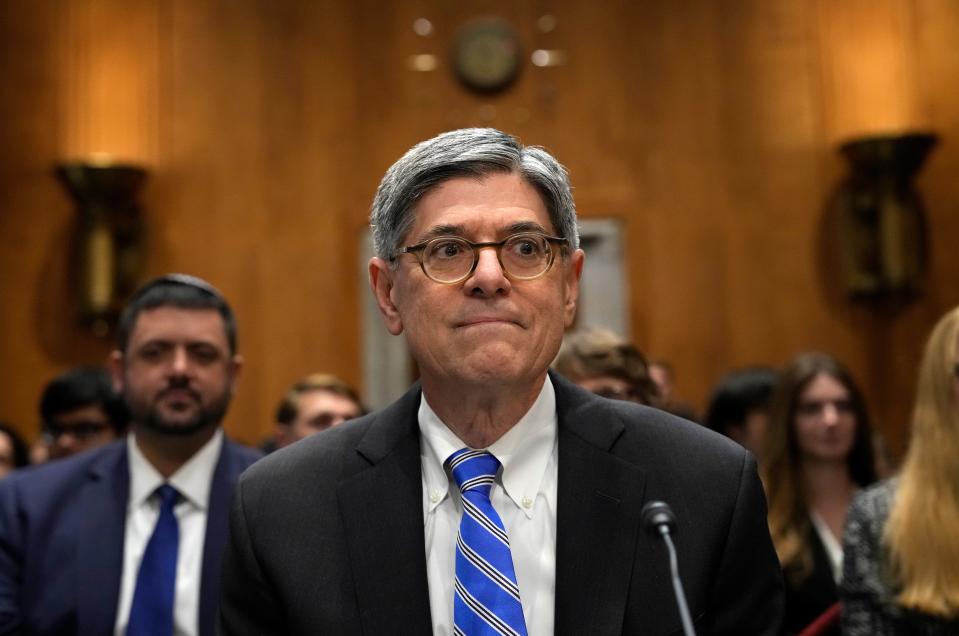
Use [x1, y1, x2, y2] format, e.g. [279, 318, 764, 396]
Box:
[394, 232, 570, 284]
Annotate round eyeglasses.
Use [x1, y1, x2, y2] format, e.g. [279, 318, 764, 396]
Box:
[42, 420, 111, 442]
[395, 232, 569, 284]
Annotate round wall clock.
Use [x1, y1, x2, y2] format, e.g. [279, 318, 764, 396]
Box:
[451, 18, 522, 93]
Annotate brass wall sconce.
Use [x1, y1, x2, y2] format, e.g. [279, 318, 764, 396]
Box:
[834, 132, 937, 300]
[56, 161, 148, 334]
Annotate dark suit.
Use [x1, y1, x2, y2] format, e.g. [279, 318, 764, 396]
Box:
[0, 436, 260, 636]
[783, 521, 839, 635]
[220, 373, 783, 635]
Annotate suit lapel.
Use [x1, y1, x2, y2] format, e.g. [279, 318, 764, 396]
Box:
[76, 443, 129, 636]
[198, 439, 237, 636]
[337, 386, 433, 635]
[552, 373, 647, 636]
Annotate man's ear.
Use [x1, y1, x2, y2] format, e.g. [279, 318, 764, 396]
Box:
[108, 350, 125, 393]
[369, 257, 404, 336]
[563, 248, 585, 328]
[228, 354, 244, 395]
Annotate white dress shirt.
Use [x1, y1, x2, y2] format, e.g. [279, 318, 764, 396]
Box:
[809, 510, 843, 584]
[420, 377, 558, 636]
[114, 429, 224, 636]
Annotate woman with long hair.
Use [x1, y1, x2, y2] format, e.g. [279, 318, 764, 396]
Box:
[841, 307, 959, 634]
[763, 352, 877, 634]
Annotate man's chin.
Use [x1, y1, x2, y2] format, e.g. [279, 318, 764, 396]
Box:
[143, 412, 216, 436]
[454, 358, 535, 387]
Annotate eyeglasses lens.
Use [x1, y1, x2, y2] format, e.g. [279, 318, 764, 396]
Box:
[424, 238, 473, 283]
[423, 234, 552, 283]
[502, 234, 551, 278]
[44, 422, 108, 441]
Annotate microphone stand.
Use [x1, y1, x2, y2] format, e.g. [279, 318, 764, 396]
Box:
[643, 501, 696, 636]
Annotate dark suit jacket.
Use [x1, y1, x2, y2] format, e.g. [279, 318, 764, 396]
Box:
[220, 373, 784, 635]
[0, 435, 260, 636]
[783, 521, 839, 635]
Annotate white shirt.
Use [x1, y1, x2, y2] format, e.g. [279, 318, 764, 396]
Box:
[809, 510, 843, 584]
[420, 377, 558, 636]
[114, 429, 224, 636]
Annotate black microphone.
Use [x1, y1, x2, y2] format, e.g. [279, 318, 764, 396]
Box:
[642, 501, 696, 636]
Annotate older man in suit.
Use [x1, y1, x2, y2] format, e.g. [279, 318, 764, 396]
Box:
[219, 128, 783, 635]
[0, 274, 260, 636]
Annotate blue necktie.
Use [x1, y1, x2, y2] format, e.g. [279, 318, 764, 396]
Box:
[446, 448, 528, 636]
[127, 484, 180, 636]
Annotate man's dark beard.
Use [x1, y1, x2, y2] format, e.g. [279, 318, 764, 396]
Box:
[128, 384, 232, 436]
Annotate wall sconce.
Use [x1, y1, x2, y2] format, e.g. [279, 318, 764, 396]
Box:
[833, 132, 937, 300]
[56, 160, 148, 335]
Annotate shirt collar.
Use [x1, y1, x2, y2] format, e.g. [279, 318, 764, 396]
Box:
[419, 377, 557, 520]
[127, 428, 224, 510]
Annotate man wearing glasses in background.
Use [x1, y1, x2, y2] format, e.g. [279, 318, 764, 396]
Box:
[37, 366, 129, 461]
[220, 128, 783, 635]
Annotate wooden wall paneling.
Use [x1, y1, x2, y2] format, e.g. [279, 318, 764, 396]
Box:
[815, 0, 929, 142]
[147, 0, 268, 444]
[56, 0, 161, 164]
[534, 1, 637, 185]
[617, 2, 732, 413]
[564, 2, 649, 342]
[3, 0, 959, 451]
[155, 1, 372, 444]
[875, 0, 959, 453]
[809, 0, 954, 454]
[715, 0, 882, 392]
[0, 2, 72, 438]
[615, 2, 675, 358]
[917, 0, 959, 313]
[250, 0, 367, 443]
[0, 1, 154, 438]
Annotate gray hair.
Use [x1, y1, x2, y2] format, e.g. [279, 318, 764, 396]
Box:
[370, 128, 579, 260]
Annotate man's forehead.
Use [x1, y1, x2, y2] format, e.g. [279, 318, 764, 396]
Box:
[297, 387, 334, 401]
[406, 174, 553, 240]
[416, 173, 547, 208]
[127, 306, 229, 345]
[298, 388, 358, 409]
[416, 219, 553, 241]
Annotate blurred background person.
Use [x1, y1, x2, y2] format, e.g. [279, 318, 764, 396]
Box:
[869, 431, 896, 481]
[28, 437, 49, 465]
[704, 366, 779, 463]
[269, 373, 364, 451]
[39, 366, 129, 460]
[552, 326, 659, 405]
[841, 306, 959, 635]
[0, 273, 260, 636]
[763, 352, 877, 635]
[648, 358, 699, 421]
[0, 422, 29, 479]
[648, 359, 675, 405]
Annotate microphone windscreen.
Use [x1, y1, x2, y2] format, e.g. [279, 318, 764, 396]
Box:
[641, 500, 677, 535]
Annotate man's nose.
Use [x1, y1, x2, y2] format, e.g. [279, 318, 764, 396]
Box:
[169, 347, 190, 375]
[55, 432, 78, 452]
[465, 246, 510, 296]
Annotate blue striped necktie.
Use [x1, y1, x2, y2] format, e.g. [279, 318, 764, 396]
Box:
[446, 448, 528, 636]
[127, 484, 180, 636]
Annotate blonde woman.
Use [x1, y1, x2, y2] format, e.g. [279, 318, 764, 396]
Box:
[763, 352, 877, 634]
[841, 307, 959, 634]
